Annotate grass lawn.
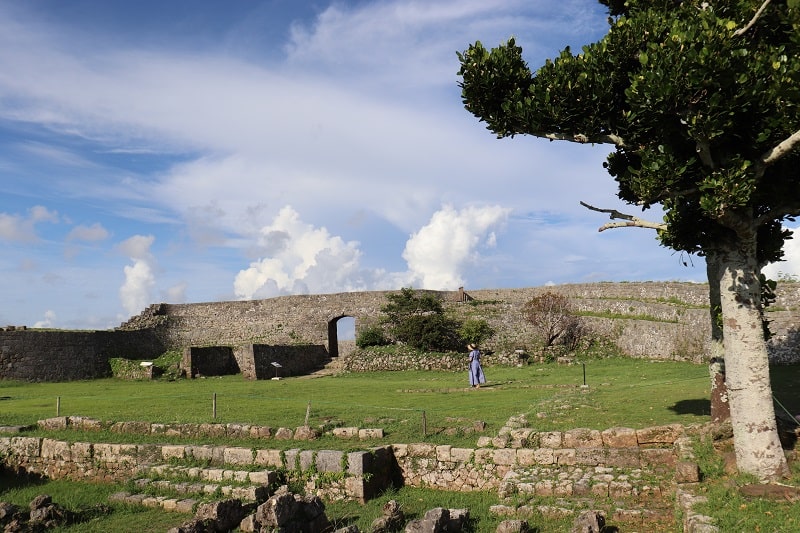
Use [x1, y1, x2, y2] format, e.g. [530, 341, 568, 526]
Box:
[2, 359, 800, 532]
[1, 358, 717, 448]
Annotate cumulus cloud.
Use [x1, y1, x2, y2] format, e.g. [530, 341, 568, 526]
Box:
[763, 225, 800, 280]
[234, 206, 367, 299]
[233, 203, 511, 300]
[403, 204, 511, 289]
[66, 222, 110, 242]
[118, 235, 156, 316]
[33, 309, 56, 328]
[0, 205, 58, 242]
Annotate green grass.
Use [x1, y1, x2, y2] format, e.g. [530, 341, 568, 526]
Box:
[0, 358, 715, 448]
[3, 361, 800, 532]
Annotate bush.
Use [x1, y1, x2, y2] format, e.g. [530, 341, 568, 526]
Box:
[356, 325, 390, 348]
[380, 288, 462, 352]
[458, 318, 495, 347]
[522, 292, 585, 352]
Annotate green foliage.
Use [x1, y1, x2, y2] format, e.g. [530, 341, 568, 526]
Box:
[380, 288, 462, 351]
[355, 325, 390, 348]
[457, 318, 495, 347]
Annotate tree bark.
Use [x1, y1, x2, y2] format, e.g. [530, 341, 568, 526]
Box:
[717, 229, 788, 481]
[705, 252, 729, 423]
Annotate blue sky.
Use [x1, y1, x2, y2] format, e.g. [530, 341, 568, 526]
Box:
[2, 0, 796, 330]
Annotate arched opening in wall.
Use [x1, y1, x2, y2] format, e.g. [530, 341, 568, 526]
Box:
[328, 316, 355, 358]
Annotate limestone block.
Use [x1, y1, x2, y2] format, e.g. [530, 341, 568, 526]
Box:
[226, 423, 251, 438]
[474, 448, 493, 464]
[435, 445, 452, 462]
[224, 447, 254, 466]
[70, 442, 92, 460]
[186, 445, 215, 462]
[358, 428, 383, 439]
[162, 445, 186, 461]
[675, 461, 701, 483]
[391, 444, 408, 458]
[250, 426, 273, 439]
[347, 450, 370, 476]
[609, 480, 634, 498]
[199, 423, 226, 438]
[161, 498, 179, 511]
[38, 417, 68, 430]
[493, 448, 517, 466]
[563, 428, 603, 448]
[407, 443, 435, 457]
[539, 431, 562, 448]
[41, 439, 71, 461]
[294, 426, 320, 440]
[601, 427, 638, 447]
[602, 447, 641, 468]
[640, 448, 677, 470]
[254, 449, 282, 468]
[450, 447, 474, 463]
[332, 427, 359, 438]
[532, 448, 555, 465]
[248, 470, 278, 485]
[284, 449, 301, 471]
[274, 427, 294, 440]
[316, 450, 344, 473]
[69, 416, 102, 430]
[175, 499, 196, 513]
[299, 450, 315, 471]
[554, 449, 576, 465]
[574, 448, 604, 466]
[204, 468, 225, 482]
[10, 437, 42, 458]
[636, 423, 684, 445]
[150, 423, 166, 434]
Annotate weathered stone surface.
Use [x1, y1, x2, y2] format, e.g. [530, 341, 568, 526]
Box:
[404, 507, 450, 533]
[564, 428, 603, 448]
[316, 450, 345, 473]
[601, 427, 638, 447]
[496, 519, 530, 533]
[636, 424, 684, 445]
[570, 510, 606, 533]
[195, 499, 245, 532]
[675, 461, 701, 484]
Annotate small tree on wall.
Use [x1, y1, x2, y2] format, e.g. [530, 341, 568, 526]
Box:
[381, 288, 462, 351]
[522, 292, 584, 356]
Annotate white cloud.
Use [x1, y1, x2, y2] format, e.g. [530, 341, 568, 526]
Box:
[118, 235, 156, 316]
[763, 225, 800, 281]
[66, 223, 110, 242]
[0, 205, 59, 242]
[33, 309, 56, 329]
[234, 206, 368, 299]
[403, 204, 511, 289]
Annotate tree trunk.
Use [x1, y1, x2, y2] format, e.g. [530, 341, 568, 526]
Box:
[717, 230, 788, 481]
[705, 252, 729, 423]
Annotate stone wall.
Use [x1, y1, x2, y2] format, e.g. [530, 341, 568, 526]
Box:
[0, 422, 689, 504]
[3, 282, 800, 382]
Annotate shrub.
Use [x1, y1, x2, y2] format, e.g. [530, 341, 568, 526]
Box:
[459, 318, 495, 347]
[356, 325, 390, 348]
[522, 291, 585, 352]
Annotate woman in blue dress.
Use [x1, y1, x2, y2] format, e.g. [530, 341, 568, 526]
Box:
[468, 343, 486, 388]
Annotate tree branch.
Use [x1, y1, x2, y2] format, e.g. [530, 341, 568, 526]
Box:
[542, 132, 626, 147]
[760, 128, 800, 167]
[734, 0, 772, 37]
[580, 201, 667, 232]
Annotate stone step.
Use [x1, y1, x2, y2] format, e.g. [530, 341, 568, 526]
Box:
[110, 491, 197, 513]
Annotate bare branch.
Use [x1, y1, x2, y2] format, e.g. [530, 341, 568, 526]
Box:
[734, 0, 772, 37]
[760, 128, 800, 167]
[580, 201, 667, 232]
[543, 132, 625, 147]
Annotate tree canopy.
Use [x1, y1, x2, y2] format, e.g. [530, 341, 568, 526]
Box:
[458, 0, 800, 481]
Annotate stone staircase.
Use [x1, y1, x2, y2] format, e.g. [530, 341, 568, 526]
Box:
[109, 463, 282, 514]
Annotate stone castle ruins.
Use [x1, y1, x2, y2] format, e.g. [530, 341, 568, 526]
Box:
[2, 282, 800, 382]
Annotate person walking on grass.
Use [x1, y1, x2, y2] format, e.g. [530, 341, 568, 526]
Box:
[468, 343, 486, 388]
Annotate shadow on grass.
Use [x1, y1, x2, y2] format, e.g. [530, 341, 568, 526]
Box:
[668, 398, 710, 416]
[0, 465, 49, 492]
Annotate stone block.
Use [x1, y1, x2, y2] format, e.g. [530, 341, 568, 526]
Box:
[38, 417, 68, 430]
[70, 442, 92, 460]
[186, 445, 215, 462]
[250, 426, 273, 439]
[284, 449, 301, 471]
[636, 424, 684, 445]
[254, 449, 282, 467]
[493, 448, 517, 466]
[603, 447, 641, 468]
[249, 470, 278, 485]
[533, 448, 555, 465]
[675, 461, 701, 483]
[316, 450, 345, 473]
[435, 445, 452, 462]
[475, 436, 492, 448]
[358, 428, 384, 439]
[408, 443, 435, 457]
[162, 445, 186, 461]
[224, 447, 254, 466]
[392, 444, 408, 458]
[602, 427, 638, 447]
[299, 450, 315, 471]
[554, 448, 576, 465]
[539, 431, 562, 448]
[575, 447, 604, 466]
[41, 438, 71, 461]
[640, 448, 677, 470]
[450, 447, 474, 463]
[332, 427, 359, 438]
[563, 428, 603, 448]
[274, 427, 294, 440]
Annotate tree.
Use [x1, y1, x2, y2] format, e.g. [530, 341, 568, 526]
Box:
[459, 318, 496, 347]
[458, 0, 800, 481]
[381, 288, 462, 351]
[521, 292, 580, 352]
